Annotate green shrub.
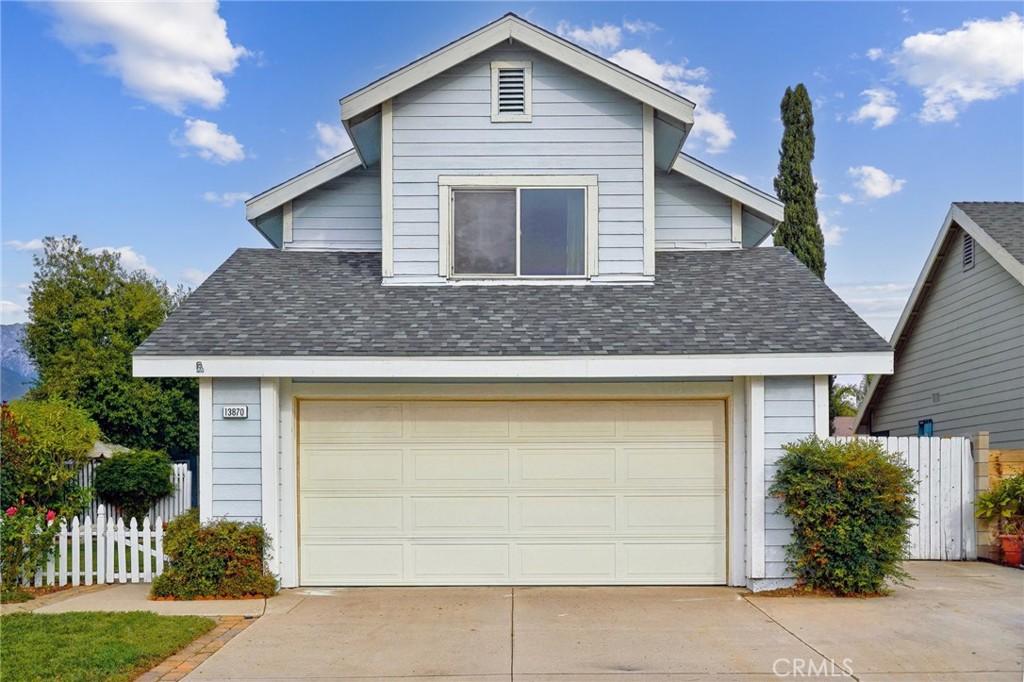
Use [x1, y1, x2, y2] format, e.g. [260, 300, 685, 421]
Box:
[769, 436, 916, 595]
[150, 510, 277, 599]
[94, 449, 174, 523]
[975, 473, 1024, 535]
[1, 400, 97, 594]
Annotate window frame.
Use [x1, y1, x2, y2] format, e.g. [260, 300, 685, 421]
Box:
[438, 175, 599, 280]
[490, 61, 533, 123]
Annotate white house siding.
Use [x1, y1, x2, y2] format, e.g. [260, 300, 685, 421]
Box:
[655, 173, 737, 249]
[870, 228, 1024, 449]
[289, 168, 382, 251]
[763, 376, 814, 581]
[391, 44, 644, 277]
[211, 378, 263, 521]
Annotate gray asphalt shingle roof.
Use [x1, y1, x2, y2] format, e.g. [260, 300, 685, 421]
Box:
[135, 247, 890, 357]
[956, 202, 1024, 265]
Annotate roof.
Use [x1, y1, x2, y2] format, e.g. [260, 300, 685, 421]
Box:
[135, 247, 889, 358]
[339, 13, 695, 127]
[854, 201, 1024, 430]
[954, 202, 1024, 266]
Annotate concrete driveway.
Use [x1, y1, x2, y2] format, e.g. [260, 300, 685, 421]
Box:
[184, 562, 1023, 681]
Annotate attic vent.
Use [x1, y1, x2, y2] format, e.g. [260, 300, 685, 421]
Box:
[491, 61, 532, 122]
[962, 233, 975, 271]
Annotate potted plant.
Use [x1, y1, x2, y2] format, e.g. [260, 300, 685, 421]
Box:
[975, 473, 1024, 566]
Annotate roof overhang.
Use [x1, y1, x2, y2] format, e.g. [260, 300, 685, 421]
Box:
[244, 149, 363, 229]
[671, 153, 784, 245]
[853, 203, 1024, 431]
[134, 352, 893, 380]
[339, 13, 696, 156]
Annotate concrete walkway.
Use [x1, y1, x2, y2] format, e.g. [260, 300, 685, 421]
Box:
[19, 562, 1024, 681]
[33, 583, 268, 617]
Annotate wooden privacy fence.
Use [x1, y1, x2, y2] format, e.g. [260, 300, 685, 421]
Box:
[830, 436, 975, 561]
[28, 509, 165, 588]
[77, 460, 193, 524]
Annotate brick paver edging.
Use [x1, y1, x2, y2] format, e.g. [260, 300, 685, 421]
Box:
[135, 615, 256, 682]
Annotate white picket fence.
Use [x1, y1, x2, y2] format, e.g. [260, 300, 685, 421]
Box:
[77, 460, 192, 524]
[830, 436, 975, 561]
[28, 508, 166, 587]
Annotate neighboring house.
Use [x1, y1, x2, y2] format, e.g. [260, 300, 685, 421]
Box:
[133, 14, 890, 591]
[856, 202, 1024, 449]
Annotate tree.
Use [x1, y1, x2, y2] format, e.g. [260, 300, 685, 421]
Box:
[773, 83, 826, 280]
[24, 236, 198, 455]
[830, 382, 862, 418]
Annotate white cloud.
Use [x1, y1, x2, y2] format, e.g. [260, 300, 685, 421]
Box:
[838, 193, 854, 204]
[848, 165, 906, 199]
[555, 21, 622, 52]
[832, 282, 913, 338]
[623, 19, 660, 37]
[3, 238, 45, 252]
[174, 119, 245, 163]
[90, 246, 158, 276]
[849, 88, 900, 128]
[203, 191, 250, 207]
[866, 48, 885, 61]
[314, 122, 353, 161]
[819, 212, 847, 246]
[1, 301, 24, 317]
[609, 48, 734, 154]
[181, 268, 209, 287]
[889, 13, 1024, 123]
[49, 1, 249, 115]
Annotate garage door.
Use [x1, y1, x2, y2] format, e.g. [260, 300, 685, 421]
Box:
[298, 399, 726, 585]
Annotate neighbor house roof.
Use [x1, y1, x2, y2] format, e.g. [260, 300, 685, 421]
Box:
[854, 201, 1024, 431]
[135, 248, 889, 362]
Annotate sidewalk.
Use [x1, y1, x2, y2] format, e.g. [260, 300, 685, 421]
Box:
[30, 583, 279, 617]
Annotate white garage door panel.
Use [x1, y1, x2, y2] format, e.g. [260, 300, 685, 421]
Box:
[298, 398, 727, 585]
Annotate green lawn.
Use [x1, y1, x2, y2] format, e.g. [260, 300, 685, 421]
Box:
[0, 612, 216, 682]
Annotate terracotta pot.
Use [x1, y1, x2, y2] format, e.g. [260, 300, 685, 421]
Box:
[997, 534, 1023, 566]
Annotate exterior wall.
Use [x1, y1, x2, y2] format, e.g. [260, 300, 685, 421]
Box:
[288, 167, 382, 251]
[761, 376, 815, 585]
[211, 378, 263, 521]
[655, 173, 738, 250]
[870, 228, 1024, 449]
[390, 44, 644, 277]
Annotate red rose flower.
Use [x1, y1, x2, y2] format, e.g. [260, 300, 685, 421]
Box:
[5, 506, 16, 517]
[46, 510, 56, 522]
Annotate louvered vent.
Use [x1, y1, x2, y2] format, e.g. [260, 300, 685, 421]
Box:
[962, 233, 975, 270]
[497, 68, 526, 114]
[491, 61, 531, 122]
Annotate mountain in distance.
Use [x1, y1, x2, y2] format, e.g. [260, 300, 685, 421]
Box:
[2, 323, 37, 402]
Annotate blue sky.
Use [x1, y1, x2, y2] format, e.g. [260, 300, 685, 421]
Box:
[2, 2, 1022, 343]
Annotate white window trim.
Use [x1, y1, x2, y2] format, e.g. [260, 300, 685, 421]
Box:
[438, 174, 599, 281]
[490, 60, 532, 123]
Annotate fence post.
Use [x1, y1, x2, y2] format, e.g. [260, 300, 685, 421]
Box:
[141, 517, 152, 582]
[96, 507, 107, 584]
[117, 517, 127, 584]
[84, 515, 93, 586]
[155, 517, 164, 577]
[58, 520, 68, 587]
[106, 514, 116, 583]
[70, 517, 81, 587]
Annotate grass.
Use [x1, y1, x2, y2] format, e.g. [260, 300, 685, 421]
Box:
[0, 612, 216, 682]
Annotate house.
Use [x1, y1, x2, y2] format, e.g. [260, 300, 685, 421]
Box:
[133, 14, 891, 591]
[855, 202, 1024, 449]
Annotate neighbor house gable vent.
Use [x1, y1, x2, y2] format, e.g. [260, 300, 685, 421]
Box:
[962, 233, 975, 271]
[491, 61, 532, 122]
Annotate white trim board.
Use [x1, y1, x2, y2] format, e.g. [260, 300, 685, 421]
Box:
[135, 352, 893, 379]
[259, 378, 281, 577]
[854, 203, 1024, 431]
[198, 378, 213, 523]
[340, 14, 695, 128]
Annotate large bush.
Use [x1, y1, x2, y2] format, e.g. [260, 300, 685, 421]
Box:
[150, 510, 277, 600]
[0, 400, 98, 596]
[975, 473, 1024, 535]
[94, 450, 174, 523]
[769, 437, 916, 595]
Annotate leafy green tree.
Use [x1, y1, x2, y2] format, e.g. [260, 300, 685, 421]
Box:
[830, 382, 863, 418]
[773, 83, 826, 280]
[24, 236, 198, 455]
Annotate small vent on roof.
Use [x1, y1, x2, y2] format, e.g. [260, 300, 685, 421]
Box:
[962, 233, 975, 271]
[491, 61, 532, 122]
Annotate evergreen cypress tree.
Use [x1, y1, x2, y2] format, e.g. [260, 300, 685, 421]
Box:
[773, 83, 826, 280]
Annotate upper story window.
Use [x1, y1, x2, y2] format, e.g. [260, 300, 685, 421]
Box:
[962, 233, 975, 271]
[439, 175, 598, 280]
[491, 61, 532, 122]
